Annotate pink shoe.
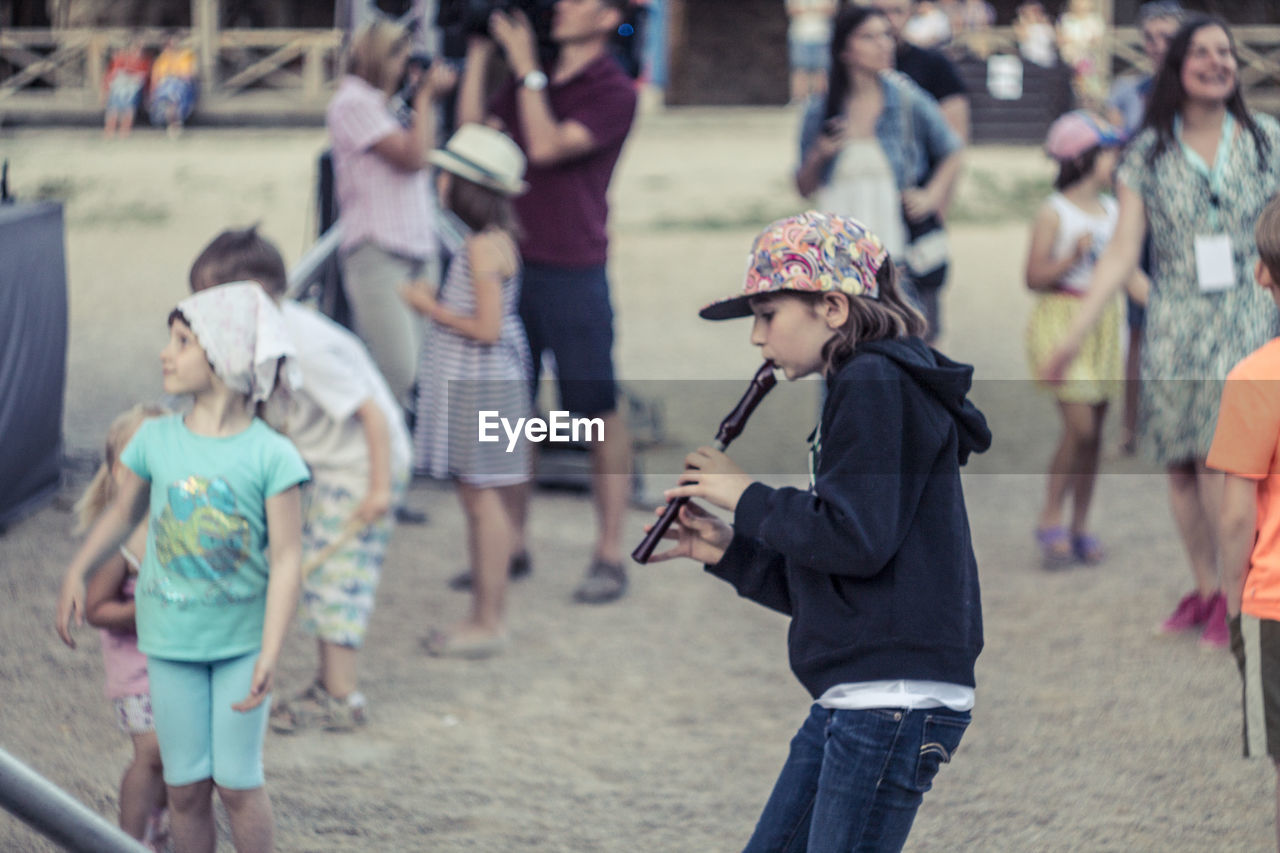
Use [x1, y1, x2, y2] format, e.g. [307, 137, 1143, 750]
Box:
[1199, 593, 1229, 649]
[1159, 591, 1210, 634]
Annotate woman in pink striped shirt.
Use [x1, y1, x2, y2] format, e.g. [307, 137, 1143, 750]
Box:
[326, 18, 455, 407]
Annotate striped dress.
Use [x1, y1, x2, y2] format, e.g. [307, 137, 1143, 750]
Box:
[413, 229, 533, 487]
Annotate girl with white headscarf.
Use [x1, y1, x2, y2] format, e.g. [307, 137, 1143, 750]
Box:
[57, 282, 311, 852]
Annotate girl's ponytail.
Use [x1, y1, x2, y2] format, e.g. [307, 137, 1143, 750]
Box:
[72, 463, 115, 535]
[72, 403, 170, 534]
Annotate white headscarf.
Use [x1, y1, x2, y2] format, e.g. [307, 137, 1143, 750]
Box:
[174, 282, 300, 404]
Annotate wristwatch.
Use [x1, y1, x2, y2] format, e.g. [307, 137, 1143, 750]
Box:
[520, 70, 549, 92]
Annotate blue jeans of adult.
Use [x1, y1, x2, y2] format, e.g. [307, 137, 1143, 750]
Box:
[743, 703, 970, 853]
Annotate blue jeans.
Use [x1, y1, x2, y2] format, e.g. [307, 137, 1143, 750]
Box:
[743, 704, 970, 853]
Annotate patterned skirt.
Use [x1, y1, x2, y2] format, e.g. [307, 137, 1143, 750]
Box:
[1025, 292, 1123, 405]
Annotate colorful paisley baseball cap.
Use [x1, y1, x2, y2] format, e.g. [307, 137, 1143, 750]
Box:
[699, 211, 889, 321]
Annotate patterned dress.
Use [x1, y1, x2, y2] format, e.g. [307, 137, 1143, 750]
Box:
[1117, 114, 1280, 464]
[413, 229, 533, 486]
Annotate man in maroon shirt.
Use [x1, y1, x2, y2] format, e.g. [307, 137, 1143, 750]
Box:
[458, 0, 637, 604]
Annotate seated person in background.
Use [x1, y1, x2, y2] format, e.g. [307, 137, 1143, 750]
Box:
[1016, 1, 1058, 68]
[786, 0, 837, 103]
[954, 0, 996, 58]
[103, 36, 150, 139]
[149, 34, 197, 136]
[1057, 0, 1107, 109]
[904, 1, 952, 48]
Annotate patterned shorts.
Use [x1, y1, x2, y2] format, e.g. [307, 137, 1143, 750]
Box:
[112, 694, 155, 736]
[298, 476, 403, 649]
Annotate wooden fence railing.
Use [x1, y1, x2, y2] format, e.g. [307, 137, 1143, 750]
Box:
[4, 23, 1279, 120]
[0, 27, 343, 118]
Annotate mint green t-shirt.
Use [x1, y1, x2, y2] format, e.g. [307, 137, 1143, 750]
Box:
[120, 414, 310, 661]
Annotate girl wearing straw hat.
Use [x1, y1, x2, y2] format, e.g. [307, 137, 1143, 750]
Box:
[404, 124, 532, 658]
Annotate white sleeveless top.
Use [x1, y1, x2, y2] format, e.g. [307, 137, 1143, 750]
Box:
[1047, 191, 1117, 294]
[818, 138, 907, 258]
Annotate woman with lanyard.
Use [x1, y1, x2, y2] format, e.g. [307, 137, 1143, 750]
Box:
[1044, 15, 1280, 648]
[794, 4, 963, 343]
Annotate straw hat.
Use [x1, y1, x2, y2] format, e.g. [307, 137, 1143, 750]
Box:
[429, 123, 528, 196]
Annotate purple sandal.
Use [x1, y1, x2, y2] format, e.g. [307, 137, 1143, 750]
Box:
[1035, 526, 1073, 567]
[1071, 532, 1105, 565]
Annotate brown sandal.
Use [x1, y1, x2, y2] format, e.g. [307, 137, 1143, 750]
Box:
[269, 681, 328, 734]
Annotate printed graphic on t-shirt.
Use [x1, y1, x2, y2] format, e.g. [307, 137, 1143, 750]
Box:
[149, 475, 258, 607]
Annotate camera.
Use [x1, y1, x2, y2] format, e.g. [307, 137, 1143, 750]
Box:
[390, 51, 435, 126]
[436, 0, 646, 80]
[396, 50, 435, 100]
[436, 0, 557, 44]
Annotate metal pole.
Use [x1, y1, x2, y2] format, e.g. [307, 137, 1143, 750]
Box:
[0, 747, 149, 853]
[285, 220, 344, 301]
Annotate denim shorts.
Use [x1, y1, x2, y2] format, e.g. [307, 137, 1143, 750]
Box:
[789, 37, 831, 72]
[147, 652, 271, 789]
[744, 703, 970, 853]
[148, 77, 195, 125]
[106, 76, 144, 113]
[519, 262, 618, 417]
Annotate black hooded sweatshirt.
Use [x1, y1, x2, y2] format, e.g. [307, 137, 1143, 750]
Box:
[706, 337, 992, 699]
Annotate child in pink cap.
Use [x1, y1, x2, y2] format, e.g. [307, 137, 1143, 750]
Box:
[1025, 110, 1147, 567]
[646, 211, 990, 852]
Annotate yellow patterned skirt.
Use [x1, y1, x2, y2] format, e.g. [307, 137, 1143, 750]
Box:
[1025, 292, 1123, 405]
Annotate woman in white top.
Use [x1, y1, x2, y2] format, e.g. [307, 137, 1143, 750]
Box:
[795, 5, 963, 341]
[326, 18, 454, 407]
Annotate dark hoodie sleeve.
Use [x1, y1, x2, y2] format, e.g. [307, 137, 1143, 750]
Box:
[733, 358, 945, 578]
[704, 521, 793, 616]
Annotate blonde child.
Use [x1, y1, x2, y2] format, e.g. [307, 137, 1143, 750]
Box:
[57, 283, 309, 853]
[1025, 110, 1141, 566]
[1210, 194, 1280, 851]
[648, 212, 989, 850]
[402, 124, 531, 658]
[72, 403, 170, 849]
[186, 225, 411, 732]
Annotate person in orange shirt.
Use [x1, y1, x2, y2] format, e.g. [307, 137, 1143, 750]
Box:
[1208, 193, 1280, 852]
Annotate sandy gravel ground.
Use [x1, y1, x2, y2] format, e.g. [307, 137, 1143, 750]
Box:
[0, 105, 1274, 851]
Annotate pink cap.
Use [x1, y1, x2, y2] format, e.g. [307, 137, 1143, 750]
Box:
[1045, 110, 1122, 161]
